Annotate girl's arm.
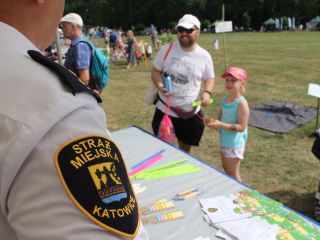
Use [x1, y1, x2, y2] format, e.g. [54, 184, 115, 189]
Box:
[236, 99, 250, 131]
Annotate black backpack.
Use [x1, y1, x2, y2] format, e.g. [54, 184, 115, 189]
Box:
[311, 134, 320, 160]
[314, 180, 320, 222]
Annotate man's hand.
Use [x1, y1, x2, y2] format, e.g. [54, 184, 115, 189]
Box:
[157, 83, 172, 97]
[151, 67, 172, 97]
[201, 91, 211, 106]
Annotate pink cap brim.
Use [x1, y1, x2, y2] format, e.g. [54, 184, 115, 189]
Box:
[220, 67, 247, 82]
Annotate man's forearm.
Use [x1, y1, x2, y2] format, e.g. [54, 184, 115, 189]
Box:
[203, 77, 215, 93]
[151, 67, 164, 89]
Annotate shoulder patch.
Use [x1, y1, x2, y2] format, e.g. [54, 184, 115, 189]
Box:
[27, 50, 102, 103]
[54, 135, 139, 238]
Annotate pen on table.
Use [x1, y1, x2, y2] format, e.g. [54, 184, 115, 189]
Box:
[174, 188, 199, 198]
[173, 189, 203, 201]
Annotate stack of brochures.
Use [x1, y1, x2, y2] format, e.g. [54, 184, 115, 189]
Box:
[199, 189, 320, 240]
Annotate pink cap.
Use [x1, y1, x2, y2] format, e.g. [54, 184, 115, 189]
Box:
[221, 67, 247, 82]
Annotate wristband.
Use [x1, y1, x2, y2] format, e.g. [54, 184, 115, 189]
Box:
[204, 90, 212, 96]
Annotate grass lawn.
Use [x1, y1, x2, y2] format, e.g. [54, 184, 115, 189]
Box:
[99, 31, 320, 219]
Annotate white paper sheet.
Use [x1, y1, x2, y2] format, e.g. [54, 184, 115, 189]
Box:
[215, 230, 233, 240]
[216, 216, 280, 240]
[199, 195, 252, 224]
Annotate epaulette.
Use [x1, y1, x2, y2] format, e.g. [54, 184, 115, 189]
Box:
[27, 50, 102, 103]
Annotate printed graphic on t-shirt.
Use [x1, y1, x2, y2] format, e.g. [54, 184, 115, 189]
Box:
[168, 57, 195, 97]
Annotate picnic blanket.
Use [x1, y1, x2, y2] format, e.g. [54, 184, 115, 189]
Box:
[249, 101, 317, 133]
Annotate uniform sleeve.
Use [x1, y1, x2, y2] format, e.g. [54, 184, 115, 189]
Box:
[74, 42, 91, 70]
[6, 98, 148, 240]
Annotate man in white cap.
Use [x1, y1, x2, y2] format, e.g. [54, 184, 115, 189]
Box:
[0, 1, 149, 239]
[60, 13, 93, 88]
[151, 14, 215, 154]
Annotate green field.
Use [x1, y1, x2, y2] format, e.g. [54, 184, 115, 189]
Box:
[100, 32, 320, 219]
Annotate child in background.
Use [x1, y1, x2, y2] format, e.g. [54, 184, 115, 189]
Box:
[205, 67, 249, 181]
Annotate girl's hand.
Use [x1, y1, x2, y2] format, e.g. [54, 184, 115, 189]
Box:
[204, 118, 221, 130]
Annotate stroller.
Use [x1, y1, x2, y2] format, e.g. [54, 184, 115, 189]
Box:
[135, 50, 143, 64]
[111, 48, 126, 62]
[135, 40, 147, 65]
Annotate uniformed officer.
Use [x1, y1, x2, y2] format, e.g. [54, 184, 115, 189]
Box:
[0, 1, 148, 239]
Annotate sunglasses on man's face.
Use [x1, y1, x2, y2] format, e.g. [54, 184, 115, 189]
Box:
[177, 27, 196, 34]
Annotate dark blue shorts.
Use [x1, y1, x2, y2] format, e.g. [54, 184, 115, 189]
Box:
[152, 108, 205, 146]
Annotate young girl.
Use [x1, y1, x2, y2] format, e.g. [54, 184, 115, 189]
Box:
[206, 67, 249, 181]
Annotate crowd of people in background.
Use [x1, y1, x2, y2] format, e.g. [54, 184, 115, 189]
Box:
[52, 16, 316, 68]
[48, 24, 163, 70]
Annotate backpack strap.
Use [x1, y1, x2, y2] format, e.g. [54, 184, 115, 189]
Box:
[154, 42, 174, 105]
[76, 39, 95, 60]
[77, 39, 94, 51]
[27, 50, 102, 103]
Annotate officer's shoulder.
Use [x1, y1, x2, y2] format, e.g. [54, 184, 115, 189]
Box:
[27, 50, 101, 103]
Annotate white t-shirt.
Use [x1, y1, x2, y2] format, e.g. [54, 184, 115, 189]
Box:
[153, 40, 214, 116]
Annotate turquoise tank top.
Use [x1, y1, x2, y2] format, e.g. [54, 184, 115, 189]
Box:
[220, 96, 248, 149]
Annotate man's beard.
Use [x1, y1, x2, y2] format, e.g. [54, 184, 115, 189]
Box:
[178, 36, 195, 48]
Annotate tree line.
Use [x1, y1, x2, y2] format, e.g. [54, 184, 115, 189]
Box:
[65, 0, 320, 30]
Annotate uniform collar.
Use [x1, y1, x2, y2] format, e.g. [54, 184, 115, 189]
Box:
[0, 21, 38, 54]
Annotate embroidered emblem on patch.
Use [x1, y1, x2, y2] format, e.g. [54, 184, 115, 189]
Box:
[54, 135, 139, 238]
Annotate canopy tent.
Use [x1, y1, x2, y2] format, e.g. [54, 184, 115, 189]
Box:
[263, 18, 276, 25]
[310, 16, 320, 24]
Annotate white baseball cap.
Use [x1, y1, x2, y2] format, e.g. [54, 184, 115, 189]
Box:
[176, 14, 201, 29]
[61, 13, 83, 27]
